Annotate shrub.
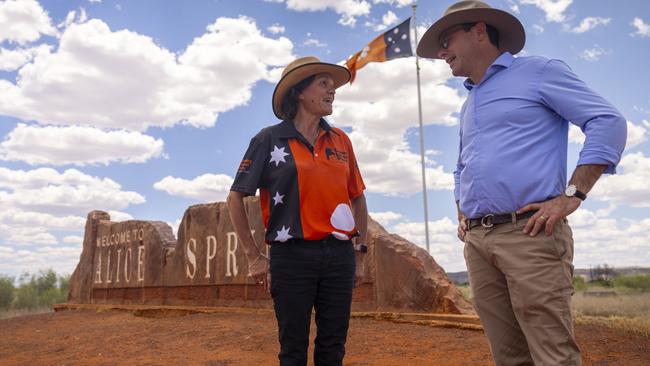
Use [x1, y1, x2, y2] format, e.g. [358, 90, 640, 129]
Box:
[572, 276, 587, 292]
[614, 274, 650, 292]
[13, 284, 39, 309]
[0, 275, 14, 309]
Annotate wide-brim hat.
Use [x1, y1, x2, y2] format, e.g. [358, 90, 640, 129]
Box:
[416, 0, 525, 59]
[272, 56, 351, 120]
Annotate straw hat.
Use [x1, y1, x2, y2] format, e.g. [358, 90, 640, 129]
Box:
[416, 0, 525, 59]
[272, 56, 351, 119]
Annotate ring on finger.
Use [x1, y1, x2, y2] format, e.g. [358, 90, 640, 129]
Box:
[538, 215, 546, 221]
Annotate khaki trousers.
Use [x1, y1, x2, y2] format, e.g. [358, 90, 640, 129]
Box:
[464, 217, 581, 366]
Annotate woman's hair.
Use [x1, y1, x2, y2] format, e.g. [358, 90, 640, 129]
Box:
[280, 74, 316, 121]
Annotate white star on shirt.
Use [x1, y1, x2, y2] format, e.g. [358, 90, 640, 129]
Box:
[275, 226, 292, 242]
[273, 191, 285, 206]
[269, 145, 289, 167]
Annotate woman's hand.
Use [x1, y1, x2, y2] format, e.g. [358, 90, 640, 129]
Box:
[249, 254, 271, 292]
[354, 252, 365, 288]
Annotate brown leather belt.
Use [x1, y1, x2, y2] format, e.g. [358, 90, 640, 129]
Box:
[466, 210, 537, 230]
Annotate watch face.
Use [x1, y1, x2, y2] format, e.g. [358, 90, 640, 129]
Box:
[565, 185, 577, 196]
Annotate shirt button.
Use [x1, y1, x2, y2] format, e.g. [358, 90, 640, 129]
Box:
[315, 153, 318, 157]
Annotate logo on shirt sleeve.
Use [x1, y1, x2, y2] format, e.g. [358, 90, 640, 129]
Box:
[238, 159, 253, 173]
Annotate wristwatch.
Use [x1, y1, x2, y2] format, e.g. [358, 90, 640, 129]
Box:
[565, 184, 587, 201]
[354, 243, 368, 253]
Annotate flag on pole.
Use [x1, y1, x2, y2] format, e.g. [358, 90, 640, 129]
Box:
[346, 17, 413, 83]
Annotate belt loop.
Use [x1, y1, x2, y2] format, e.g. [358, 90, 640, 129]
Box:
[511, 212, 517, 225]
[465, 218, 471, 232]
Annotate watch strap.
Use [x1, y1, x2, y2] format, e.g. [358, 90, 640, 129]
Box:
[354, 244, 368, 253]
[573, 189, 587, 200]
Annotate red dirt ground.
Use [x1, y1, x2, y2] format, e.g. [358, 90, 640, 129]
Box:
[0, 308, 648, 365]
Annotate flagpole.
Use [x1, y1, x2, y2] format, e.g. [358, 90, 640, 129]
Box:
[412, 3, 430, 253]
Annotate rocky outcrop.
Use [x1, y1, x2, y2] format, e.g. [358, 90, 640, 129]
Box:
[68, 197, 474, 314]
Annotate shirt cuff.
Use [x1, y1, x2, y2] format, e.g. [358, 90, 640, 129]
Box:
[577, 146, 623, 174]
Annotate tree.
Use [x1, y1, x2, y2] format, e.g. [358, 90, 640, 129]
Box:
[0, 275, 14, 310]
[35, 269, 58, 296]
[591, 264, 617, 284]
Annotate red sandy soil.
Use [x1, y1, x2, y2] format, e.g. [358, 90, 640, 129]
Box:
[0, 308, 648, 365]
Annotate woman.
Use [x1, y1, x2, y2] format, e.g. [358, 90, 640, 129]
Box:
[227, 56, 368, 366]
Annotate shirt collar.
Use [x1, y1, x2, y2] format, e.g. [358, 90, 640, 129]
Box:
[278, 118, 336, 138]
[463, 52, 514, 91]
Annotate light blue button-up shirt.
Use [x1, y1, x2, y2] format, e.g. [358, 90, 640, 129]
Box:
[454, 52, 626, 219]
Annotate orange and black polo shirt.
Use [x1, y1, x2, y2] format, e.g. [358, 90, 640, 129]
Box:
[231, 118, 365, 244]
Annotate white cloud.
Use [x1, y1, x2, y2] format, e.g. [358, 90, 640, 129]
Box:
[631, 17, 650, 38]
[0, 44, 51, 71]
[370, 211, 404, 226]
[389, 216, 465, 272]
[89, 0, 101, 3]
[579, 45, 611, 62]
[3, 227, 57, 246]
[333, 57, 462, 195]
[0, 245, 83, 276]
[568, 17, 610, 33]
[57, 8, 88, 29]
[568, 209, 650, 269]
[63, 235, 83, 244]
[107, 210, 134, 222]
[519, 0, 572, 23]
[532, 24, 544, 34]
[0, 167, 144, 274]
[590, 152, 650, 208]
[0, 167, 145, 215]
[267, 23, 286, 34]
[366, 10, 398, 31]
[153, 173, 234, 202]
[380, 208, 650, 274]
[0, 123, 164, 166]
[372, 0, 413, 6]
[510, 4, 520, 14]
[0, 16, 294, 131]
[569, 120, 646, 150]
[0, 208, 85, 232]
[272, 0, 371, 27]
[303, 38, 328, 47]
[0, 0, 57, 45]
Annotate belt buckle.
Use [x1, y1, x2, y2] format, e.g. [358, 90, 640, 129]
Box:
[480, 214, 495, 228]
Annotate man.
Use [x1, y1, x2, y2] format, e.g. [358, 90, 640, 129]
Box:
[417, 1, 626, 365]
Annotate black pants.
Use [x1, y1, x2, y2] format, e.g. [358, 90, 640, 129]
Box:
[269, 237, 356, 366]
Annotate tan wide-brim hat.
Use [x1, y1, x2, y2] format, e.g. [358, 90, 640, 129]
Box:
[272, 56, 351, 120]
[416, 0, 525, 59]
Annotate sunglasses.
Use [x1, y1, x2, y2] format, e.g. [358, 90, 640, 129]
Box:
[439, 23, 476, 50]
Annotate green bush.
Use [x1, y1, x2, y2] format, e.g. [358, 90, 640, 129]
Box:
[614, 274, 650, 292]
[0, 269, 71, 311]
[0, 275, 14, 309]
[13, 283, 39, 309]
[572, 276, 587, 292]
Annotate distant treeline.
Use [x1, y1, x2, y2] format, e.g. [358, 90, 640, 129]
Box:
[0, 269, 69, 311]
[448, 265, 650, 291]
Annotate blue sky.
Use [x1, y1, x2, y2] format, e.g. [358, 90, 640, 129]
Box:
[1, 0, 649, 278]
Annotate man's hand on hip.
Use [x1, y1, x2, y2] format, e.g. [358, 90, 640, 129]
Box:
[457, 213, 467, 242]
[517, 195, 581, 237]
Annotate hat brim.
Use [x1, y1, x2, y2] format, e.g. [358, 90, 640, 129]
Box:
[416, 8, 525, 59]
[272, 62, 351, 120]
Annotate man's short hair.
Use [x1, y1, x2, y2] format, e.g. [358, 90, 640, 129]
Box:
[461, 22, 500, 49]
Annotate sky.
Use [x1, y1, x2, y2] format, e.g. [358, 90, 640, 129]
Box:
[1, 0, 649, 278]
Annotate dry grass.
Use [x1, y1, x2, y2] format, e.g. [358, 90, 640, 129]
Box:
[572, 292, 650, 337]
[0, 307, 53, 320]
